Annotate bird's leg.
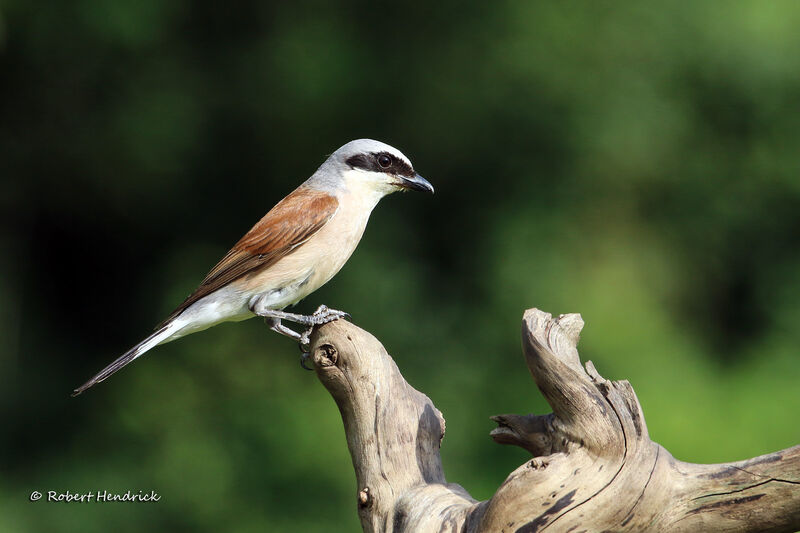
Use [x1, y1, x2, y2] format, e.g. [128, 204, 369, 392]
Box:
[262, 317, 314, 370]
[264, 317, 302, 342]
[250, 298, 348, 368]
[250, 297, 349, 327]
[296, 305, 350, 357]
[266, 305, 349, 348]
[253, 307, 316, 326]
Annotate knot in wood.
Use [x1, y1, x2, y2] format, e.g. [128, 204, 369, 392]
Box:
[529, 457, 548, 470]
[357, 487, 372, 509]
[315, 343, 338, 367]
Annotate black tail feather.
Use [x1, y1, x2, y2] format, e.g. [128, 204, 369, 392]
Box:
[71, 326, 169, 396]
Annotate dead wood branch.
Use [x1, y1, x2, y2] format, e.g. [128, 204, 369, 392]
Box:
[306, 309, 800, 532]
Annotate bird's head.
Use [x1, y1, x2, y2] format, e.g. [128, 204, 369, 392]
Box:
[317, 139, 434, 198]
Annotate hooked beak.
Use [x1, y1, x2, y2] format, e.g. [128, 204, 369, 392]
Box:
[398, 173, 434, 194]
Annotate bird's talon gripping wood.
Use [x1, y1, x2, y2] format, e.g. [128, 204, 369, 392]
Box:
[310, 306, 349, 326]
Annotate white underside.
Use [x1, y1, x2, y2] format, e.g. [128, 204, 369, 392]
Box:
[162, 285, 256, 343]
[162, 272, 320, 343]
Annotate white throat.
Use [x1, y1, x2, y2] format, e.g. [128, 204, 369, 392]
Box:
[338, 168, 396, 209]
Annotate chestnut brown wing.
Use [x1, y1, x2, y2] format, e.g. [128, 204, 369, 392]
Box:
[158, 186, 339, 326]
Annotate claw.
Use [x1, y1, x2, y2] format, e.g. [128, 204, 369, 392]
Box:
[300, 352, 314, 371]
[299, 327, 312, 353]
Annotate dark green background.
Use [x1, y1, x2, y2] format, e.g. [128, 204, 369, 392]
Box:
[2, 1, 799, 531]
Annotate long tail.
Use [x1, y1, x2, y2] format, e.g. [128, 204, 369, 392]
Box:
[72, 323, 177, 396]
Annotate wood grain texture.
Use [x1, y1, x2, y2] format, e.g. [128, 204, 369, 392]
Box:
[159, 186, 338, 325]
[305, 309, 800, 532]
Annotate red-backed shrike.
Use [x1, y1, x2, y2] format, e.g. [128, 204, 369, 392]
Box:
[73, 139, 433, 395]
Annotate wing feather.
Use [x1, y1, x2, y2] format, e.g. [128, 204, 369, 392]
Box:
[157, 185, 338, 327]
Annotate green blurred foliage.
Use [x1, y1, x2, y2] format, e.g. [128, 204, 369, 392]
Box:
[2, 1, 800, 531]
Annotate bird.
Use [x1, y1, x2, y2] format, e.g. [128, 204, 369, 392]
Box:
[72, 139, 433, 396]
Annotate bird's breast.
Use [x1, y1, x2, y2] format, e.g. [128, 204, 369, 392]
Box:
[238, 193, 375, 308]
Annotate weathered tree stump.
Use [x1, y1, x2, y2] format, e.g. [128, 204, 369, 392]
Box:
[307, 308, 800, 532]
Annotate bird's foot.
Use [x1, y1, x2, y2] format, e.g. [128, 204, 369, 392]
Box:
[297, 305, 350, 358]
[256, 304, 348, 362]
[296, 306, 348, 353]
[251, 303, 348, 327]
[299, 328, 312, 354]
[309, 304, 349, 325]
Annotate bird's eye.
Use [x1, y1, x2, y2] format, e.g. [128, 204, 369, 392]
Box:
[377, 154, 392, 168]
